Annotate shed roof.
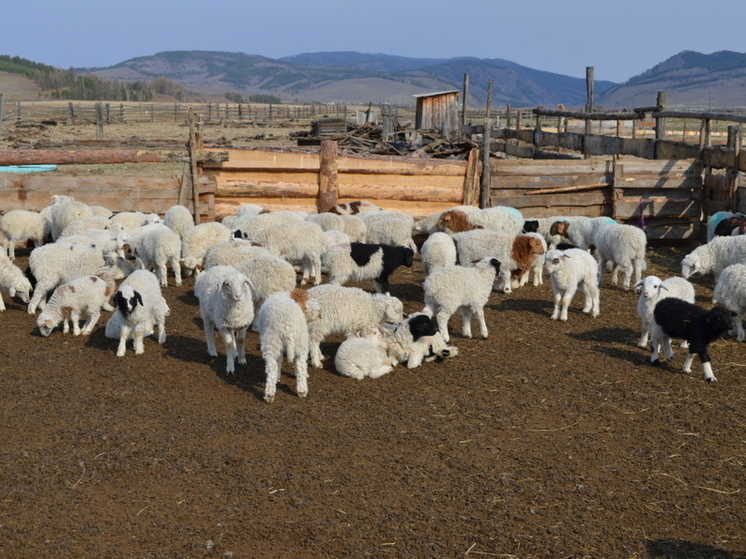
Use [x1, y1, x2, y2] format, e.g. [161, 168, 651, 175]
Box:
[412, 90, 459, 99]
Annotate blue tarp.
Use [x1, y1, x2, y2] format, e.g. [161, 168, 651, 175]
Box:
[0, 165, 57, 173]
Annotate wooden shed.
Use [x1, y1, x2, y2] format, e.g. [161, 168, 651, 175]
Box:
[414, 90, 459, 138]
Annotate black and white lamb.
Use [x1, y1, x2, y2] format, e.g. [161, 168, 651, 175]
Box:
[323, 242, 414, 294]
[650, 297, 735, 383]
[634, 275, 695, 348]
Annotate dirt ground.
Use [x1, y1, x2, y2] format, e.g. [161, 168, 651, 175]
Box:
[2, 118, 746, 558]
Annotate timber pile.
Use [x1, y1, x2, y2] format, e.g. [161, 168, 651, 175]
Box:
[294, 120, 478, 159]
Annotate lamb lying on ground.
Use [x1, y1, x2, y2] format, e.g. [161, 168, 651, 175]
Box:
[334, 326, 396, 380]
[650, 297, 734, 383]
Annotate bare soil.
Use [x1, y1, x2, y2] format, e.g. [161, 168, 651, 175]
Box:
[1, 118, 746, 558]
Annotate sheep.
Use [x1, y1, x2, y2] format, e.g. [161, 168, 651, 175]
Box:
[681, 235, 746, 280]
[437, 206, 524, 237]
[650, 298, 735, 383]
[516, 232, 548, 288]
[422, 257, 501, 342]
[59, 228, 119, 257]
[381, 313, 459, 369]
[202, 238, 270, 270]
[593, 223, 647, 290]
[712, 263, 746, 342]
[180, 222, 232, 276]
[334, 326, 396, 380]
[49, 197, 94, 241]
[109, 211, 161, 232]
[420, 231, 457, 276]
[59, 216, 111, 238]
[707, 210, 736, 242]
[323, 242, 414, 294]
[411, 206, 478, 236]
[232, 254, 298, 306]
[0, 252, 33, 311]
[231, 210, 306, 240]
[451, 230, 545, 294]
[106, 270, 170, 357]
[634, 275, 696, 347]
[305, 284, 404, 368]
[306, 212, 346, 233]
[0, 209, 51, 260]
[89, 205, 113, 218]
[123, 224, 182, 287]
[320, 230, 351, 255]
[328, 200, 383, 215]
[194, 265, 255, 374]
[36, 272, 117, 336]
[359, 212, 417, 252]
[544, 248, 600, 322]
[26, 242, 105, 314]
[163, 204, 194, 239]
[714, 214, 746, 238]
[236, 203, 266, 217]
[249, 220, 325, 286]
[255, 290, 322, 402]
[338, 214, 367, 242]
[549, 216, 613, 250]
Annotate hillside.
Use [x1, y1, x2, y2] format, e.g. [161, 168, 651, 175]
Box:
[599, 50, 746, 109]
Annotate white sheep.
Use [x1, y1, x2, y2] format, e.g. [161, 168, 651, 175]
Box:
[0, 252, 33, 311]
[26, 242, 105, 314]
[712, 263, 746, 342]
[194, 265, 255, 374]
[411, 206, 478, 236]
[334, 326, 396, 380]
[36, 273, 116, 336]
[594, 223, 647, 290]
[232, 254, 298, 306]
[236, 203, 265, 217]
[437, 206, 524, 237]
[59, 216, 110, 238]
[305, 284, 404, 368]
[122, 224, 182, 287]
[106, 270, 170, 357]
[420, 232, 457, 276]
[329, 200, 383, 215]
[360, 212, 417, 252]
[0, 209, 50, 260]
[380, 312, 459, 369]
[232, 210, 306, 239]
[255, 290, 322, 402]
[163, 204, 194, 240]
[249, 220, 325, 286]
[49, 197, 93, 241]
[109, 211, 161, 231]
[549, 216, 614, 250]
[89, 205, 113, 218]
[306, 212, 346, 233]
[181, 222, 232, 276]
[681, 235, 746, 280]
[338, 214, 367, 242]
[544, 248, 600, 322]
[634, 275, 696, 347]
[422, 257, 500, 342]
[516, 232, 548, 288]
[202, 238, 270, 270]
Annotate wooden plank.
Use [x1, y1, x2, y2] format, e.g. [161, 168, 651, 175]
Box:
[702, 146, 735, 169]
[492, 191, 609, 208]
[655, 140, 701, 160]
[0, 149, 226, 165]
[615, 198, 700, 218]
[492, 175, 610, 190]
[492, 158, 613, 176]
[615, 176, 702, 189]
[614, 157, 699, 175]
[490, 201, 611, 219]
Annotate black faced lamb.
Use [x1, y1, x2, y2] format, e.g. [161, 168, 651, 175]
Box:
[650, 297, 735, 383]
[323, 242, 414, 294]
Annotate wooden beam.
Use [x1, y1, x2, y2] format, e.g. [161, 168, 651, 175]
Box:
[0, 149, 227, 166]
[317, 140, 339, 213]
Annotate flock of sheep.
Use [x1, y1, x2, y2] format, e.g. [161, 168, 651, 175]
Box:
[0, 196, 744, 400]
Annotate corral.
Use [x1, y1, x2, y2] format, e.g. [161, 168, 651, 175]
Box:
[1, 105, 745, 558]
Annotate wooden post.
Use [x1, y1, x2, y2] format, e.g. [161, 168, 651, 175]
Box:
[506, 104, 512, 129]
[727, 125, 741, 210]
[480, 80, 493, 209]
[0, 94, 4, 136]
[516, 109, 522, 131]
[461, 73, 469, 136]
[584, 67, 594, 159]
[188, 107, 201, 224]
[317, 140, 339, 213]
[95, 103, 104, 140]
[654, 91, 667, 143]
[105, 103, 111, 124]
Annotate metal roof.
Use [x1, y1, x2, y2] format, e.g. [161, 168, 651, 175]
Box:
[412, 90, 460, 99]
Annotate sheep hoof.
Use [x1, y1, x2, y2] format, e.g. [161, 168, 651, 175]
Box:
[298, 391, 308, 398]
[651, 359, 661, 367]
[706, 376, 718, 383]
[264, 395, 275, 403]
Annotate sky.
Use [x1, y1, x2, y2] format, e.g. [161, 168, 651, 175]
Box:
[3, 0, 746, 84]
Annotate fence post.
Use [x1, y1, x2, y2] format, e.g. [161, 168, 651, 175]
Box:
[654, 91, 667, 153]
[95, 103, 104, 140]
[317, 140, 339, 213]
[0, 94, 4, 136]
[480, 79, 494, 209]
[584, 67, 594, 159]
[461, 73, 469, 136]
[727, 125, 742, 210]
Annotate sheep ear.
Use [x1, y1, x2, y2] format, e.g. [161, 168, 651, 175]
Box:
[562, 253, 572, 259]
[45, 319, 54, 328]
[659, 284, 669, 291]
[135, 292, 143, 307]
[633, 280, 644, 288]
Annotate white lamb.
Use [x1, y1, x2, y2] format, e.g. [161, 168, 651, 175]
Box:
[380, 312, 459, 369]
[194, 265, 255, 374]
[255, 290, 322, 402]
[544, 248, 600, 322]
[305, 284, 404, 368]
[122, 224, 182, 287]
[713, 263, 746, 342]
[411, 206, 478, 236]
[422, 257, 500, 342]
[59, 216, 110, 238]
[420, 232, 457, 276]
[233, 254, 298, 306]
[163, 204, 195, 239]
[0, 252, 33, 311]
[36, 273, 116, 336]
[106, 269, 170, 357]
[437, 206, 524, 237]
[0, 209, 50, 260]
[549, 216, 614, 250]
[593, 223, 647, 290]
[27, 242, 105, 314]
[338, 214, 367, 242]
[306, 212, 346, 233]
[232, 210, 306, 239]
[249, 220, 325, 285]
[516, 232, 548, 288]
[181, 222, 232, 276]
[334, 326, 396, 380]
[109, 211, 161, 232]
[360, 212, 417, 252]
[681, 235, 746, 280]
[202, 238, 270, 270]
[634, 275, 696, 347]
[49, 197, 94, 241]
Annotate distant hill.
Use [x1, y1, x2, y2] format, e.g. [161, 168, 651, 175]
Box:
[82, 50, 615, 107]
[599, 50, 746, 109]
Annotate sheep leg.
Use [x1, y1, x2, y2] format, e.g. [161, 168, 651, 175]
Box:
[369, 364, 394, 379]
[263, 352, 281, 403]
[295, 356, 309, 398]
[551, 291, 562, 320]
[460, 306, 473, 338]
[621, 263, 633, 291]
[27, 281, 54, 314]
[559, 286, 577, 322]
[156, 262, 168, 288]
[661, 336, 674, 361]
[156, 318, 167, 345]
[581, 283, 600, 318]
[473, 305, 489, 339]
[170, 257, 182, 287]
[221, 329, 237, 374]
[133, 328, 145, 355]
[117, 324, 131, 357]
[435, 310, 453, 343]
[203, 319, 218, 357]
[701, 360, 717, 383]
[235, 327, 247, 365]
[736, 311, 745, 342]
[81, 308, 101, 335]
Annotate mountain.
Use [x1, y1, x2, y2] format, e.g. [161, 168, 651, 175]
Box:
[599, 50, 746, 109]
[83, 50, 615, 107]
